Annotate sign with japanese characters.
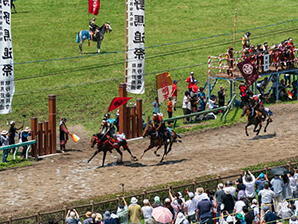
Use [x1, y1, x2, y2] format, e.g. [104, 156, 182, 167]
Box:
[126, 0, 145, 94]
[156, 72, 172, 103]
[0, 0, 15, 114]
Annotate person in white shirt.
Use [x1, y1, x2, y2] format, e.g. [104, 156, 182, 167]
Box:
[185, 192, 197, 223]
[233, 196, 246, 214]
[242, 171, 256, 203]
[224, 180, 236, 197]
[141, 199, 153, 224]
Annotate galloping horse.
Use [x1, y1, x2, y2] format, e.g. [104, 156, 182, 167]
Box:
[76, 22, 112, 54]
[140, 123, 181, 163]
[243, 106, 272, 136]
[88, 133, 137, 167]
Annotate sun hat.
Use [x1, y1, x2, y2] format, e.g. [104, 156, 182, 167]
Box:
[85, 211, 92, 218]
[252, 199, 258, 204]
[262, 206, 269, 211]
[96, 213, 102, 222]
[188, 192, 194, 198]
[175, 212, 185, 224]
[70, 211, 75, 217]
[1, 130, 8, 135]
[196, 187, 204, 194]
[24, 127, 31, 132]
[236, 213, 243, 220]
[224, 189, 231, 195]
[131, 197, 138, 204]
[190, 72, 194, 75]
[259, 173, 264, 178]
[218, 183, 224, 189]
[143, 199, 149, 204]
[10, 121, 15, 125]
[154, 196, 160, 203]
[164, 198, 171, 203]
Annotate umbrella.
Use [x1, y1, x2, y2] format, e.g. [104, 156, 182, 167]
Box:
[152, 207, 173, 224]
[270, 167, 288, 176]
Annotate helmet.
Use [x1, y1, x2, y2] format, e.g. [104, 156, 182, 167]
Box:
[61, 118, 67, 122]
[245, 32, 251, 37]
[104, 113, 110, 119]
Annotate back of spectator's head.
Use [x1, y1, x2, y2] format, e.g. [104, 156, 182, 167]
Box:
[259, 173, 264, 178]
[70, 211, 76, 218]
[262, 206, 269, 211]
[131, 197, 138, 204]
[227, 180, 233, 186]
[86, 211, 92, 218]
[218, 183, 224, 189]
[242, 206, 249, 213]
[154, 196, 160, 203]
[252, 199, 258, 204]
[118, 203, 124, 209]
[196, 187, 204, 194]
[188, 192, 194, 199]
[143, 199, 149, 205]
[264, 182, 269, 189]
[185, 91, 190, 96]
[173, 79, 178, 84]
[103, 211, 111, 220]
[177, 198, 183, 205]
[291, 216, 297, 222]
[240, 196, 246, 200]
[246, 175, 252, 182]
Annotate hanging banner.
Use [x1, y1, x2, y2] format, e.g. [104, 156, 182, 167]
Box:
[108, 97, 133, 112]
[89, 0, 100, 15]
[156, 72, 172, 103]
[0, 1, 15, 114]
[126, 0, 145, 94]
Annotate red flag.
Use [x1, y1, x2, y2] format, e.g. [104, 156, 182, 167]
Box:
[108, 97, 132, 112]
[237, 60, 260, 86]
[89, 0, 100, 15]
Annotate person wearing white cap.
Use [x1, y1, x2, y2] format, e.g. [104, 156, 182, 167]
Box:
[8, 120, 23, 150]
[128, 197, 142, 224]
[141, 199, 153, 224]
[251, 199, 260, 224]
[1, 130, 9, 163]
[19, 127, 31, 159]
[65, 208, 80, 224]
[185, 191, 196, 223]
[186, 72, 196, 92]
[175, 212, 189, 224]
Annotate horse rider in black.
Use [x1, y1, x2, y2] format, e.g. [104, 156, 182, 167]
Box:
[249, 95, 267, 121]
[98, 118, 118, 147]
[241, 32, 251, 49]
[152, 114, 170, 143]
[89, 17, 100, 40]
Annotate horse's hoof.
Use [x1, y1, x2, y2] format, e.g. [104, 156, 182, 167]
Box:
[154, 153, 160, 157]
[131, 156, 138, 161]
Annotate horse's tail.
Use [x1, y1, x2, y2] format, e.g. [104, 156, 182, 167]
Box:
[75, 32, 80, 43]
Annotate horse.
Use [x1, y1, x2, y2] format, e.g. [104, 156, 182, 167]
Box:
[244, 106, 272, 136]
[88, 133, 137, 167]
[76, 22, 112, 54]
[140, 123, 182, 163]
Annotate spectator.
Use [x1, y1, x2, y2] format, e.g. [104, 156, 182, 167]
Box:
[8, 120, 23, 152]
[196, 193, 214, 224]
[95, 213, 103, 224]
[110, 212, 119, 224]
[128, 197, 142, 224]
[262, 206, 277, 224]
[65, 209, 80, 224]
[19, 127, 31, 159]
[255, 173, 269, 193]
[282, 173, 292, 201]
[185, 192, 196, 223]
[103, 211, 117, 224]
[182, 91, 191, 124]
[243, 206, 254, 224]
[224, 180, 236, 197]
[59, 118, 70, 153]
[290, 216, 298, 224]
[167, 97, 173, 126]
[235, 213, 246, 224]
[233, 196, 246, 214]
[152, 196, 163, 208]
[221, 189, 235, 215]
[215, 183, 225, 222]
[270, 174, 284, 213]
[186, 72, 196, 92]
[191, 80, 199, 97]
[117, 197, 129, 224]
[83, 211, 93, 224]
[236, 183, 246, 201]
[242, 170, 256, 203]
[198, 87, 206, 111]
[190, 81, 199, 112]
[270, 74, 278, 100]
[258, 182, 275, 221]
[1, 130, 9, 163]
[208, 95, 218, 110]
[172, 79, 178, 111]
[152, 97, 161, 115]
[194, 187, 209, 206]
[218, 87, 226, 107]
[175, 212, 189, 224]
[279, 79, 288, 100]
[141, 199, 153, 224]
[285, 74, 291, 85]
[164, 198, 175, 222]
[251, 199, 260, 224]
[276, 200, 294, 223]
[289, 171, 298, 198]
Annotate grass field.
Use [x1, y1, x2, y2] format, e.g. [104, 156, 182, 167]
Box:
[2, 0, 298, 133]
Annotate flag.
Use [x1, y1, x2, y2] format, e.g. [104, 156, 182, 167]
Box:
[156, 72, 173, 103]
[288, 90, 293, 99]
[237, 60, 260, 86]
[108, 97, 132, 112]
[71, 134, 80, 143]
[89, 0, 100, 15]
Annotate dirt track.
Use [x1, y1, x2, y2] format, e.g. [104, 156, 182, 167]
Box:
[0, 103, 297, 219]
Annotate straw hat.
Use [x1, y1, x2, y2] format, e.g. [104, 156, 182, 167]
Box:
[24, 127, 31, 132]
[1, 130, 8, 135]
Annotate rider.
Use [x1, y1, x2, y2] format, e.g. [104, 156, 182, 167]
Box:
[241, 32, 251, 49]
[152, 113, 171, 143]
[98, 118, 118, 148]
[249, 95, 267, 121]
[89, 17, 99, 40]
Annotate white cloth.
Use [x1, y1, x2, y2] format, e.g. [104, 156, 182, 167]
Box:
[224, 186, 236, 197]
[185, 198, 196, 216]
[234, 200, 246, 213]
[208, 99, 217, 110]
[242, 174, 256, 198]
[182, 96, 191, 110]
[141, 206, 153, 219]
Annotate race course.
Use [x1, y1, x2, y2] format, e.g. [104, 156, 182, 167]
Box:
[0, 103, 297, 219]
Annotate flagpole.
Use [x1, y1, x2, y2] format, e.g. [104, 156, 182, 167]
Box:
[124, 0, 128, 83]
[233, 8, 237, 50]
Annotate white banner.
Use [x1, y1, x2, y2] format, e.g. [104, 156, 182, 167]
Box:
[126, 0, 145, 94]
[0, 0, 15, 114]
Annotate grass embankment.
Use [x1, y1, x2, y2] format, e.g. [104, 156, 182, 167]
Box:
[0, 0, 296, 134]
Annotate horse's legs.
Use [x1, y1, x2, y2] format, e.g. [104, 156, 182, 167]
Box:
[254, 124, 262, 136]
[115, 147, 123, 164]
[154, 144, 162, 157]
[245, 123, 252, 136]
[160, 144, 169, 163]
[87, 149, 99, 163]
[139, 145, 154, 159]
[97, 40, 102, 53]
[101, 151, 107, 167]
[79, 36, 84, 54]
[264, 119, 270, 133]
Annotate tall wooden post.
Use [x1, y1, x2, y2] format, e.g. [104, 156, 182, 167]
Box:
[136, 99, 142, 137]
[119, 83, 128, 135]
[48, 94, 57, 154]
[38, 122, 43, 156]
[44, 121, 49, 155]
[131, 106, 137, 138]
[126, 107, 131, 139]
[31, 117, 38, 159]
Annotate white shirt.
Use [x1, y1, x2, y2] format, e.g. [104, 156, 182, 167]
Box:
[185, 198, 196, 216]
[289, 176, 297, 192]
[208, 99, 216, 110]
[234, 200, 246, 213]
[224, 186, 236, 197]
[242, 174, 256, 198]
[141, 206, 153, 219]
[182, 96, 191, 110]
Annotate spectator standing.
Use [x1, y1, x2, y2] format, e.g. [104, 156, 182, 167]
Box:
[103, 211, 117, 224]
[198, 87, 206, 111]
[208, 95, 218, 110]
[152, 97, 161, 115]
[95, 213, 103, 224]
[59, 118, 70, 153]
[282, 173, 292, 200]
[141, 199, 153, 224]
[215, 183, 225, 222]
[251, 199, 260, 224]
[167, 97, 173, 126]
[196, 194, 214, 224]
[185, 192, 197, 223]
[128, 197, 142, 224]
[117, 197, 129, 224]
[221, 189, 235, 215]
[65, 209, 80, 224]
[224, 180, 236, 198]
[234, 196, 246, 214]
[19, 127, 31, 159]
[8, 120, 23, 152]
[83, 211, 93, 224]
[270, 174, 284, 213]
[289, 171, 298, 198]
[270, 74, 278, 100]
[182, 91, 191, 124]
[164, 198, 175, 222]
[152, 196, 163, 208]
[1, 130, 9, 163]
[258, 182, 275, 221]
[285, 73, 291, 85]
[172, 80, 178, 111]
[243, 206, 254, 224]
[186, 72, 196, 92]
[175, 212, 189, 224]
[218, 87, 226, 107]
[255, 173, 268, 193]
[262, 206, 277, 224]
[194, 187, 209, 206]
[242, 171, 256, 203]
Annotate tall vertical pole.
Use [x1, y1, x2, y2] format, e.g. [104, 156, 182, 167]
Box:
[119, 83, 127, 135]
[48, 94, 56, 154]
[31, 117, 38, 159]
[136, 99, 142, 137]
[124, 0, 128, 83]
[233, 8, 237, 50]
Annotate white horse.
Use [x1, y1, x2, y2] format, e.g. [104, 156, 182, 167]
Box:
[76, 22, 112, 54]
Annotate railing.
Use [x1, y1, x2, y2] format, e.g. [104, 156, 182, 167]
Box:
[163, 94, 236, 128]
[1, 160, 297, 224]
[0, 140, 36, 159]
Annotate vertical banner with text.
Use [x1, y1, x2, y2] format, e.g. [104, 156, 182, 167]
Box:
[126, 0, 145, 94]
[88, 0, 100, 15]
[156, 72, 172, 103]
[0, 0, 15, 114]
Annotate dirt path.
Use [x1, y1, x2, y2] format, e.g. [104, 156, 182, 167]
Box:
[0, 103, 297, 219]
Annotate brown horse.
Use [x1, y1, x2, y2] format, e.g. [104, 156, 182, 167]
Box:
[88, 133, 137, 167]
[244, 106, 272, 136]
[140, 123, 181, 163]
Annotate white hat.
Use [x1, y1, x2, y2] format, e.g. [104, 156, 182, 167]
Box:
[24, 127, 31, 132]
[252, 199, 258, 204]
[10, 121, 15, 125]
[1, 130, 8, 135]
[227, 215, 235, 223]
[175, 212, 185, 224]
[188, 192, 194, 198]
[131, 197, 138, 204]
[70, 211, 76, 217]
[190, 72, 194, 75]
[143, 199, 149, 204]
[164, 198, 171, 203]
[218, 183, 224, 189]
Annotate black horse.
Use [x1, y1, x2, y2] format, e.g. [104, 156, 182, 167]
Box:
[76, 22, 112, 54]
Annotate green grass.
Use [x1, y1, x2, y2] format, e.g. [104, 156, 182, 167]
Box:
[0, 152, 34, 170]
[2, 0, 298, 134]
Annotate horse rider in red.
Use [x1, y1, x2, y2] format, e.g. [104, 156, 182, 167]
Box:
[152, 113, 170, 143]
[98, 119, 119, 149]
[249, 95, 267, 121]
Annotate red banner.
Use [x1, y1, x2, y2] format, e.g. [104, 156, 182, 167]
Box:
[89, 0, 100, 15]
[237, 60, 259, 86]
[108, 97, 132, 112]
